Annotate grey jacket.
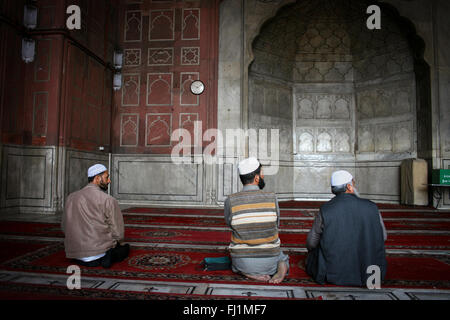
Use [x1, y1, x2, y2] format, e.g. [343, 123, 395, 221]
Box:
[61, 183, 124, 259]
[306, 193, 387, 286]
[307, 195, 387, 250]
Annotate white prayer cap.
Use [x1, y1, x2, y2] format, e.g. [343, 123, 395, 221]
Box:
[88, 164, 107, 178]
[331, 170, 353, 187]
[238, 157, 260, 175]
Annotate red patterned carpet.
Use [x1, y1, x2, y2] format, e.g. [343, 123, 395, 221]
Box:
[0, 202, 449, 299]
[1, 240, 449, 289]
[1, 220, 450, 250]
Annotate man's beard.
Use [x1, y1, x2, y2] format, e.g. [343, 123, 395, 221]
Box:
[353, 186, 360, 198]
[258, 177, 265, 190]
[99, 180, 109, 191]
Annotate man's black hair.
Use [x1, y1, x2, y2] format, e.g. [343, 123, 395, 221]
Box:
[88, 171, 106, 183]
[331, 183, 348, 195]
[239, 164, 262, 185]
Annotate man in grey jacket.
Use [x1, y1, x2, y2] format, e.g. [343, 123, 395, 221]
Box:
[62, 164, 129, 268]
[306, 170, 387, 286]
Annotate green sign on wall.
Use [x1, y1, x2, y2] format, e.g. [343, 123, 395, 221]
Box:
[432, 169, 450, 185]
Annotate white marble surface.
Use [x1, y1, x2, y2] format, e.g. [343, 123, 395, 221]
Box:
[1, 270, 449, 300]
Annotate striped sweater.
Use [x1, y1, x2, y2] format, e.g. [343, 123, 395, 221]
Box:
[224, 186, 281, 258]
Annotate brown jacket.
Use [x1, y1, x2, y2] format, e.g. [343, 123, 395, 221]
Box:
[61, 184, 124, 259]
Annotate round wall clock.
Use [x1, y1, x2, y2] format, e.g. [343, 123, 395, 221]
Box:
[190, 80, 205, 95]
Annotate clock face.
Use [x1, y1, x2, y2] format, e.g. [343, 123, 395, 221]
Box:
[190, 80, 205, 95]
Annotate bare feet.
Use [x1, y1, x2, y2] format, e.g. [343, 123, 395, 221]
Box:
[269, 261, 288, 284]
[243, 273, 271, 282]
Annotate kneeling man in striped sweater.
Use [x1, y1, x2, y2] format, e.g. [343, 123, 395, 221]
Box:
[224, 157, 289, 283]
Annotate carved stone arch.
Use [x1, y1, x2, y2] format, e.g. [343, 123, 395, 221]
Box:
[245, 0, 432, 203]
[374, 1, 432, 160]
[248, 1, 431, 80]
[245, 0, 296, 70]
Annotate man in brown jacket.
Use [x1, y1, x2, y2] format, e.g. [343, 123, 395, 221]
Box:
[62, 164, 129, 268]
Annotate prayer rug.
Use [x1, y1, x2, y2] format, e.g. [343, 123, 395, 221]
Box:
[278, 201, 438, 211]
[0, 239, 52, 264]
[123, 214, 450, 231]
[124, 206, 450, 219]
[1, 202, 449, 300]
[123, 207, 225, 215]
[1, 241, 449, 289]
[1, 221, 449, 250]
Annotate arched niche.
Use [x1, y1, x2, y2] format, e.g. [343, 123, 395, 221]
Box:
[247, 0, 432, 201]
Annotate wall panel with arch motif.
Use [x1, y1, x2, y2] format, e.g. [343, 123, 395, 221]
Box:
[114, 0, 220, 154]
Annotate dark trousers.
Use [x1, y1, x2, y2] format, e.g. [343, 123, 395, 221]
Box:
[74, 243, 130, 268]
[305, 247, 319, 281]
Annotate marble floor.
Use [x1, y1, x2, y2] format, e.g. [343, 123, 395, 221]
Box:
[1, 269, 449, 300]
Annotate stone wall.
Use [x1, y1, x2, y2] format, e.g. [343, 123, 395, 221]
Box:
[0, 145, 57, 214]
[216, 0, 449, 207]
[244, 0, 419, 202]
[2, 0, 448, 213]
[0, 145, 110, 214]
[64, 149, 109, 198]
